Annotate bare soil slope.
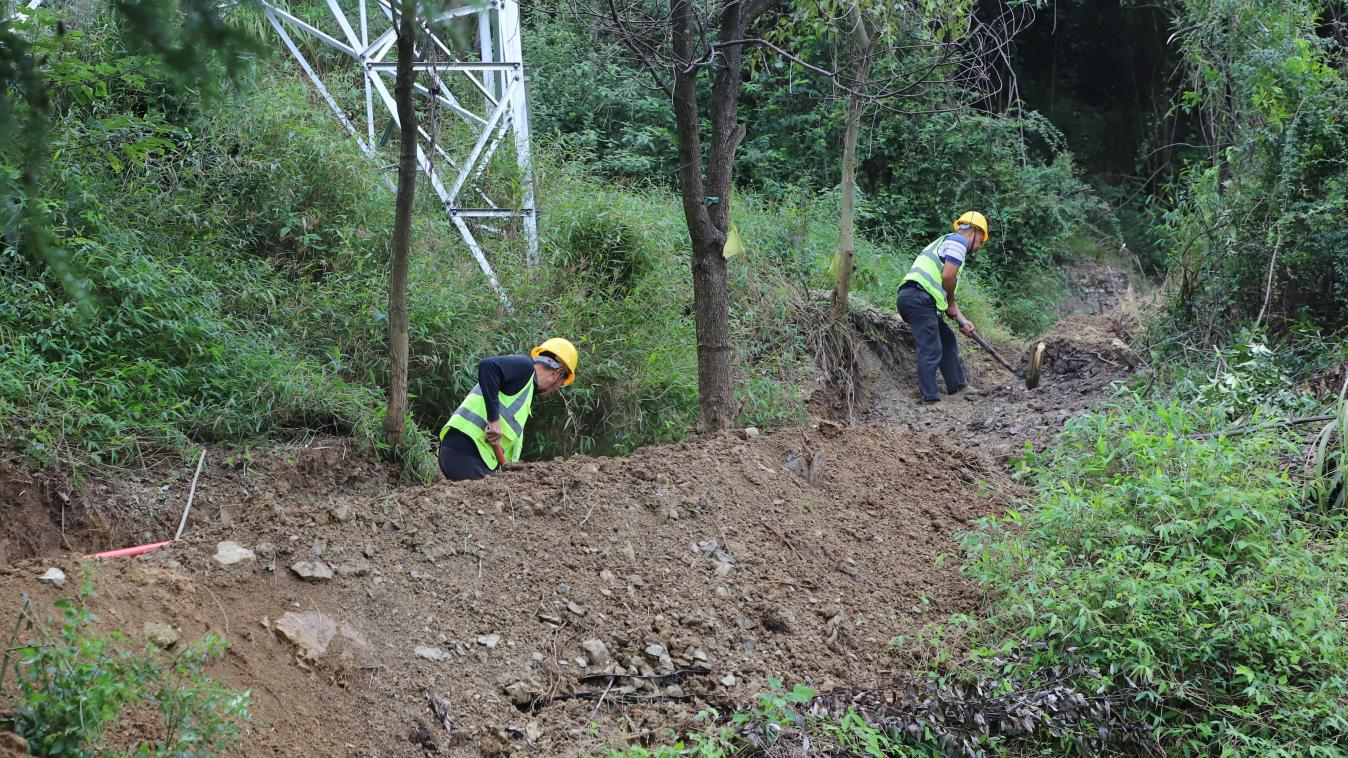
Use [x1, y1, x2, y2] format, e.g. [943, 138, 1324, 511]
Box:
[1, 425, 1009, 756]
[0, 302, 1139, 756]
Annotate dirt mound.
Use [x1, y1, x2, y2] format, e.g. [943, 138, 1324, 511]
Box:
[0, 425, 1011, 756]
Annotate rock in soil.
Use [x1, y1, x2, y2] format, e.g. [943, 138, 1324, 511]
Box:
[214, 541, 256, 565]
[143, 621, 179, 648]
[38, 567, 65, 587]
[289, 560, 334, 581]
[415, 645, 450, 662]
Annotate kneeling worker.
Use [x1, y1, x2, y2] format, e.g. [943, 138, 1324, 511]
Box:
[438, 338, 579, 481]
[896, 212, 989, 403]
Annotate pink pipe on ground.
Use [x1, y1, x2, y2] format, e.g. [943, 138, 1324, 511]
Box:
[86, 540, 174, 560]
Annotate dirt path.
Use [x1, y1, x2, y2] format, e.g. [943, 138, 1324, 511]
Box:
[0, 285, 1140, 755]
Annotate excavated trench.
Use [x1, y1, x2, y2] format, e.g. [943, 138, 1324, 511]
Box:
[0, 272, 1140, 755]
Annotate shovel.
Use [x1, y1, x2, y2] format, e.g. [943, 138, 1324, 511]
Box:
[491, 440, 508, 471]
[967, 331, 1048, 391]
[967, 330, 1016, 374]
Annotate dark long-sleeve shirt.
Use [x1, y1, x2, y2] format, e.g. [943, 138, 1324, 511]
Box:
[442, 355, 536, 457]
[476, 354, 536, 422]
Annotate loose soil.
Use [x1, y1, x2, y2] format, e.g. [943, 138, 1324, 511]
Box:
[0, 287, 1139, 755]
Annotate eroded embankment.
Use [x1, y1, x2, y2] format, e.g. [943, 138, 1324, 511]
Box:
[0, 424, 1012, 756]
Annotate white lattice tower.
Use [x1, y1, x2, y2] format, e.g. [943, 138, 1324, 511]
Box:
[258, 0, 537, 306]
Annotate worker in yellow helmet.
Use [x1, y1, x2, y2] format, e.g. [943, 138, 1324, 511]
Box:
[438, 338, 579, 481]
[896, 212, 989, 403]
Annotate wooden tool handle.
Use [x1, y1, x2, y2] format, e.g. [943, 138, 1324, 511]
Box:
[491, 441, 507, 469]
[968, 330, 1017, 374]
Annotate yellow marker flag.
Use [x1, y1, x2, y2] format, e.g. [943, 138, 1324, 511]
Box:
[723, 223, 745, 259]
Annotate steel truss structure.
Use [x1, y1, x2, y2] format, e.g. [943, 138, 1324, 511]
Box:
[259, 0, 537, 306]
[8, 0, 535, 305]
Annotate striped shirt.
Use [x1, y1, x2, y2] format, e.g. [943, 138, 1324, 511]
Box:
[938, 233, 970, 268]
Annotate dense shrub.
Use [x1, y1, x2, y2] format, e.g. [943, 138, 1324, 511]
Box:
[527, 9, 1117, 335]
[956, 356, 1348, 754]
[1159, 0, 1348, 337]
[0, 13, 859, 469]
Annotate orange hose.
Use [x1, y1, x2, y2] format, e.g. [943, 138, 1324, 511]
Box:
[86, 540, 173, 560]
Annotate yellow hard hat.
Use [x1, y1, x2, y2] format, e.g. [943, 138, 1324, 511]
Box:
[952, 211, 990, 242]
[531, 338, 579, 386]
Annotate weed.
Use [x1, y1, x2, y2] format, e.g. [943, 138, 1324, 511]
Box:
[2, 575, 250, 756]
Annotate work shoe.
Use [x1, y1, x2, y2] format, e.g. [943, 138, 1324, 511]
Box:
[950, 385, 981, 398]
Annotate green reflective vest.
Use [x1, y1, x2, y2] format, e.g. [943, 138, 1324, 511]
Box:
[902, 235, 964, 312]
[440, 380, 535, 470]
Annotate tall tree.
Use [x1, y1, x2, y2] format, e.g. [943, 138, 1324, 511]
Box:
[822, 0, 1012, 322]
[575, 0, 781, 430]
[381, 0, 419, 452]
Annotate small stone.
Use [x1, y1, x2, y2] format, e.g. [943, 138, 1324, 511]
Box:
[255, 542, 276, 559]
[628, 575, 645, 587]
[739, 427, 760, 440]
[575, 656, 588, 668]
[274, 611, 338, 660]
[502, 680, 539, 707]
[721, 672, 738, 686]
[336, 561, 371, 578]
[716, 585, 732, 598]
[477, 634, 502, 649]
[214, 541, 256, 566]
[331, 502, 354, 522]
[566, 601, 587, 617]
[38, 567, 66, 587]
[644, 644, 666, 659]
[599, 570, 617, 582]
[580, 639, 611, 667]
[290, 560, 334, 582]
[415, 645, 450, 662]
[556, 583, 570, 595]
[143, 621, 178, 648]
[536, 613, 563, 627]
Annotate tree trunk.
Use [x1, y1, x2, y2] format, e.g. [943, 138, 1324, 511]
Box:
[382, 0, 417, 455]
[665, 0, 776, 431]
[830, 7, 872, 324]
[830, 84, 868, 322]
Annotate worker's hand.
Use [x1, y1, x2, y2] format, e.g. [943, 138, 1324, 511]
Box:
[485, 419, 503, 444]
[957, 315, 976, 337]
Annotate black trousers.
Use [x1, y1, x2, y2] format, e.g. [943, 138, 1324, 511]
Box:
[897, 283, 966, 402]
[438, 432, 493, 481]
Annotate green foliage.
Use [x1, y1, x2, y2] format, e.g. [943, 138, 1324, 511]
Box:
[4, 577, 250, 756]
[1160, 0, 1348, 336]
[0, 12, 836, 471]
[601, 679, 937, 757]
[955, 375, 1348, 754]
[526, 11, 1116, 336]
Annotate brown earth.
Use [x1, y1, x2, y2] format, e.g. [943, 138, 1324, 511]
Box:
[1, 426, 1011, 756]
[0, 286, 1138, 755]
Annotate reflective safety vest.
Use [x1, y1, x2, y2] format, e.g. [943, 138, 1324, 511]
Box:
[902, 235, 964, 312]
[440, 380, 535, 470]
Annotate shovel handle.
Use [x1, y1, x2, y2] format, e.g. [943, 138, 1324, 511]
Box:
[968, 330, 1017, 374]
[491, 441, 507, 469]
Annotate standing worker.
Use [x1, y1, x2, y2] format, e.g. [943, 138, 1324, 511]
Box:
[438, 338, 579, 481]
[896, 212, 989, 403]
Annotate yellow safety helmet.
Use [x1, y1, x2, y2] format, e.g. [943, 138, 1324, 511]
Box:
[952, 211, 990, 242]
[531, 338, 579, 386]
